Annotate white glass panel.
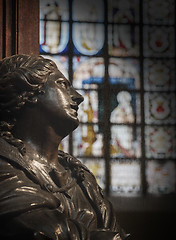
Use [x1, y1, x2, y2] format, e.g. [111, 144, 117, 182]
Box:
[111, 160, 141, 194]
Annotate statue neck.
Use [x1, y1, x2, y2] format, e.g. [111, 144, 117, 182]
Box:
[11, 107, 63, 166]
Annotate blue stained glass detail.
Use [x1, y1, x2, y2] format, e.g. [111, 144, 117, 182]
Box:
[82, 77, 103, 85]
[110, 77, 135, 89]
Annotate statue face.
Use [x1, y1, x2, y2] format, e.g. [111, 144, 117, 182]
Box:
[37, 69, 84, 137]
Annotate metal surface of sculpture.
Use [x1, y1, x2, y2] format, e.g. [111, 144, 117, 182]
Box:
[0, 55, 130, 240]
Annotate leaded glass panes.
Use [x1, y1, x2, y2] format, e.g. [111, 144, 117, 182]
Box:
[73, 124, 103, 157]
[145, 93, 176, 124]
[40, 0, 176, 197]
[80, 158, 105, 189]
[109, 58, 140, 89]
[143, 0, 175, 25]
[144, 59, 175, 91]
[73, 0, 104, 22]
[73, 23, 104, 55]
[146, 160, 176, 194]
[145, 126, 176, 159]
[108, 0, 139, 23]
[73, 57, 104, 89]
[110, 160, 141, 194]
[110, 91, 141, 123]
[143, 26, 175, 57]
[108, 25, 139, 57]
[110, 126, 141, 158]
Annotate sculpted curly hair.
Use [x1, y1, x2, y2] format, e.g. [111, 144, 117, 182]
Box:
[0, 54, 57, 155]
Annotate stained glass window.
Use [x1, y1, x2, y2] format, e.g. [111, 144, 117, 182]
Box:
[40, 1, 176, 197]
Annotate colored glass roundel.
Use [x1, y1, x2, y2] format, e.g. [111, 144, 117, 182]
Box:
[110, 160, 141, 194]
[144, 59, 175, 91]
[145, 93, 176, 124]
[143, 0, 175, 25]
[73, 23, 104, 55]
[108, 0, 139, 23]
[146, 160, 176, 194]
[145, 126, 176, 159]
[72, 0, 104, 22]
[143, 26, 175, 57]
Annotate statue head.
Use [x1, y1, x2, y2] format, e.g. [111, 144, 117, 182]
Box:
[0, 54, 83, 154]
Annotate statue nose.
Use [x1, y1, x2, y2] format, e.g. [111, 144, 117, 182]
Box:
[70, 87, 84, 105]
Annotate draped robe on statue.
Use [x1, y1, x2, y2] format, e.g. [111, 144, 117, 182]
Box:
[0, 137, 129, 240]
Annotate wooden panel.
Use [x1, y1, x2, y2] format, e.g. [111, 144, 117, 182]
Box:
[0, 0, 3, 59]
[18, 0, 39, 55]
[5, 0, 15, 57]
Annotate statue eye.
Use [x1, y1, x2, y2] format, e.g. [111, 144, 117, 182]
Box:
[55, 78, 68, 88]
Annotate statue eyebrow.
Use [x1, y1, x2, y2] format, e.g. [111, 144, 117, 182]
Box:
[56, 77, 71, 87]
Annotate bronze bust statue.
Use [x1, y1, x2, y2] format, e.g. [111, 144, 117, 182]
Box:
[0, 55, 130, 240]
